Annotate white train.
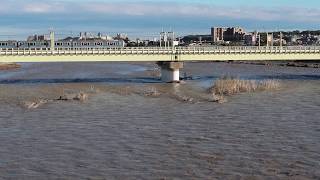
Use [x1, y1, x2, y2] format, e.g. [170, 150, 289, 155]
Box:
[0, 38, 125, 49]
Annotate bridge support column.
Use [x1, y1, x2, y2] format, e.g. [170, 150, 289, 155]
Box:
[157, 61, 184, 83]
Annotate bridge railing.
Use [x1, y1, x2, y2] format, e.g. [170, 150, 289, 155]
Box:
[1, 46, 320, 56]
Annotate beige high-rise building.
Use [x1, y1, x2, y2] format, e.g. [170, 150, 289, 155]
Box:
[266, 33, 273, 46]
[211, 27, 226, 43]
[211, 26, 246, 43]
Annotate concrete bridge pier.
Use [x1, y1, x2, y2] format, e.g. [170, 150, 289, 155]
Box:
[157, 61, 184, 83]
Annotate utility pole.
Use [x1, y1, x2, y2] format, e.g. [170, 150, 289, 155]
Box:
[258, 32, 261, 48]
[160, 33, 162, 47]
[280, 31, 283, 48]
[160, 29, 176, 48]
[167, 31, 174, 47]
[164, 32, 167, 48]
[266, 32, 269, 47]
[160, 28, 165, 47]
[50, 30, 55, 51]
[160, 32, 163, 47]
[172, 31, 175, 47]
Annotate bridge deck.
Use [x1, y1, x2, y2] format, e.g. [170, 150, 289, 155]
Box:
[1, 46, 320, 62]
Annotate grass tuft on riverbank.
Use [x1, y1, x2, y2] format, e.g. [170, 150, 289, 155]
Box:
[209, 77, 280, 103]
[0, 63, 21, 70]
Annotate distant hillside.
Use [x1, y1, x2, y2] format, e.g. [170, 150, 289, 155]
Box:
[180, 35, 212, 43]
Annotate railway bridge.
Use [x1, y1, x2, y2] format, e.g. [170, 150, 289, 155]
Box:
[1, 46, 320, 82]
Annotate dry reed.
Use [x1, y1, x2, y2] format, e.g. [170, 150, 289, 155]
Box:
[210, 77, 280, 97]
[143, 87, 161, 97]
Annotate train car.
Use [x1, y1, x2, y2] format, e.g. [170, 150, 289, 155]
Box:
[52, 39, 125, 50]
[0, 41, 18, 49]
[19, 40, 49, 49]
[53, 40, 73, 50]
[0, 38, 125, 50]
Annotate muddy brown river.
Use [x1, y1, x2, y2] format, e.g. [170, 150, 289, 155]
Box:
[0, 62, 319, 179]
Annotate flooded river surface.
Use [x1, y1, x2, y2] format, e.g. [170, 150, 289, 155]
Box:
[0, 62, 319, 179]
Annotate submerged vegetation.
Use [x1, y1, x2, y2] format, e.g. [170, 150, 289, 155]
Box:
[210, 77, 281, 103]
[22, 92, 90, 109]
[19, 77, 281, 109]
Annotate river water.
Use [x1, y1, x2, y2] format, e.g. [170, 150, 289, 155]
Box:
[0, 62, 319, 179]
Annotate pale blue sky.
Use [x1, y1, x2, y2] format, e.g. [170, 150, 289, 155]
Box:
[52, 0, 319, 6]
[38, 0, 320, 8]
[0, 0, 319, 39]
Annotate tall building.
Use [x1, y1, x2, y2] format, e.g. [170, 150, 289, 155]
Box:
[244, 31, 258, 46]
[211, 26, 246, 43]
[211, 27, 226, 43]
[266, 33, 273, 46]
[224, 27, 246, 41]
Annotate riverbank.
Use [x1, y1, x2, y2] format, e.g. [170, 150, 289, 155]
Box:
[0, 63, 21, 70]
[227, 60, 320, 68]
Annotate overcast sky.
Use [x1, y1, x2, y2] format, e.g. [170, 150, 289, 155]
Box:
[0, 0, 319, 39]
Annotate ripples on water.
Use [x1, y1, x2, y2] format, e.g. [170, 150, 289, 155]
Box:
[0, 62, 319, 179]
